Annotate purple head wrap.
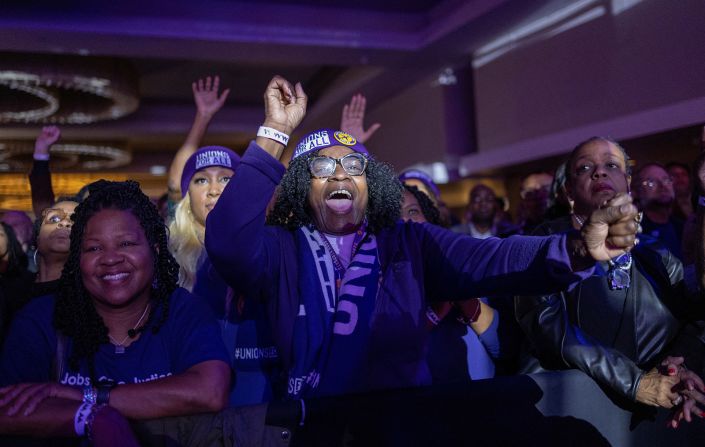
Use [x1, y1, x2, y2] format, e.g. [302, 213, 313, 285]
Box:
[180, 146, 240, 198]
[292, 129, 369, 160]
[398, 169, 441, 199]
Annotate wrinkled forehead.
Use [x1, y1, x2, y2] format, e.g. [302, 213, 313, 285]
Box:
[316, 145, 355, 158]
[572, 140, 626, 168]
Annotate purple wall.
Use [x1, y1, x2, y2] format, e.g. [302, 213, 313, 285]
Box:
[474, 0, 705, 155]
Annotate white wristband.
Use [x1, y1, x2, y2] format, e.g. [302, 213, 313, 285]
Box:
[74, 402, 94, 436]
[33, 153, 50, 161]
[257, 126, 290, 146]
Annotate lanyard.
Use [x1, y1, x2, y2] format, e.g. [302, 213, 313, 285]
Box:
[315, 222, 368, 293]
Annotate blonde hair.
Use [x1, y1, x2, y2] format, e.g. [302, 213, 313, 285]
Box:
[168, 194, 204, 291]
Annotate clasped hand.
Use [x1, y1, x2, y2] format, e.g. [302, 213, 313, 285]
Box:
[580, 193, 640, 261]
[658, 357, 705, 429]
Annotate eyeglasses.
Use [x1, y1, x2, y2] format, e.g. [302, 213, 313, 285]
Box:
[309, 153, 368, 178]
[640, 178, 673, 189]
[41, 208, 73, 225]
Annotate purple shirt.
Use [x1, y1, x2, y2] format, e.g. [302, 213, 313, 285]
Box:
[205, 142, 592, 393]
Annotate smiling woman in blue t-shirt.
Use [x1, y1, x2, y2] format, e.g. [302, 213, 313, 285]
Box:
[0, 180, 229, 441]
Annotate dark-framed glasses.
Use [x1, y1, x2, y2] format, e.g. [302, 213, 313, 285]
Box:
[309, 153, 368, 178]
[41, 208, 73, 225]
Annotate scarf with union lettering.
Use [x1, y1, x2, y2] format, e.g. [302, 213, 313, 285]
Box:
[287, 225, 380, 398]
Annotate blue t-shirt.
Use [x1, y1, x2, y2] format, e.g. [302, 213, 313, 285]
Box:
[0, 288, 229, 387]
[194, 255, 282, 406]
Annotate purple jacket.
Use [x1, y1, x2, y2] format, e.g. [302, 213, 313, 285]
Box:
[206, 142, 592, 391]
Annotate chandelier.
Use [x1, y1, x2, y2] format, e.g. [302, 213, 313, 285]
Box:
[0, 141, 132, 172]
[0, 52, 140, 124]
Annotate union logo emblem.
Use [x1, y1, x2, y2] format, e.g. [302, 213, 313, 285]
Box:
[334, 131, 356, 146]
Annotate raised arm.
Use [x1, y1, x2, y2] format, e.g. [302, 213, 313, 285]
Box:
[166, 76, 230, 203]
[340, 93, 380, 144]
[206, 75, 307, 296]
[30, 126, 60, 217]
[418, 194, 638, 301]
[255, 75, 307, 161]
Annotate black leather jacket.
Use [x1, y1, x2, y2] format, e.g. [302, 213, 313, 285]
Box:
[515, 217, 704, 401]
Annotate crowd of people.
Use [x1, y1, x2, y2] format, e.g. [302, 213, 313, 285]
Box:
[0, 74, 704, 445]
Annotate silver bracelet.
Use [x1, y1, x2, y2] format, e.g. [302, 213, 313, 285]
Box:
[82, 385, 97, 404]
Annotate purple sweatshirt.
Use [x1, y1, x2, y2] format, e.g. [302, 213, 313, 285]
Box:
[205, 142, 592, 392]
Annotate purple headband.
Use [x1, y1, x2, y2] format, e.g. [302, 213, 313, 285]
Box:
[180, 146, 240, 198]
[292, 128, 369, 160]
[399, 169, 441, 199]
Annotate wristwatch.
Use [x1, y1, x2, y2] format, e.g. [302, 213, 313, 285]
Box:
[96, 379, 116, 405]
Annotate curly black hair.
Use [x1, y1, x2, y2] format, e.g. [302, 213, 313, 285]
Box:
[267, 151, 403, 234]
[403, 184, 441, 226]
[53, 180, 179, 378]
[0, 222, 28, 277]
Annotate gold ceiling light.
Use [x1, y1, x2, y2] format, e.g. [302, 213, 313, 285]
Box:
[0, 141, 131, 172]
[0, 53, 139, 124]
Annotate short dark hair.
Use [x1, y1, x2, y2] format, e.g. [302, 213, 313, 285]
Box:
[565, 136, 632, 186]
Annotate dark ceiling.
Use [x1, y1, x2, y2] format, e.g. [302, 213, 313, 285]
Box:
[2, 0, 555, 171]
